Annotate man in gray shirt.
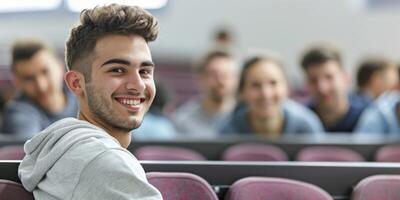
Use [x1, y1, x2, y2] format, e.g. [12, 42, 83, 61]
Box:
[172, 50, 239, 137]
[1, 40, 78, 138]
[18, 4, 162, 200]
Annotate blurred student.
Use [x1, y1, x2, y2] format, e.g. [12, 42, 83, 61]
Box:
[221, 54, 323, 138]
[1, 40, 78, 138]
[172, 50, 238, 137]
[18, 4, 162, 199]
[352, 56, 398, 106]
[355, 91, 400, 135]
[355, 64, 400, 135]
[300, 44, 365, 132]
[133, 82, 178, 139]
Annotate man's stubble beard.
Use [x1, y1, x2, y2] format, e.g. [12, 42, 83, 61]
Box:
[85, 83, 142, 133]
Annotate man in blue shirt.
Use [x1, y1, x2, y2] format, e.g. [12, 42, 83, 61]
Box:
[1, 40, 78, 138]
[300, 43, 365, 132]
[355, 92, 400, 135]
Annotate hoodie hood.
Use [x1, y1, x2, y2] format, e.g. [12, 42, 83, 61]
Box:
[18, 117, 119, 192]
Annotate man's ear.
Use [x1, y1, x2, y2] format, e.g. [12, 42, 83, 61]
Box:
[64, 71, 85, 96]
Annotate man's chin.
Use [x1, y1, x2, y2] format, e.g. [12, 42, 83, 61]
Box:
[210, 94, 225, 103]
[319, 101, 337, 110]
[112, 122, 139, 133]
[126, 116, 143, 129]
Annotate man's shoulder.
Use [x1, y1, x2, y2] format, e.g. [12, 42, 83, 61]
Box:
[70, 145, 161, 200]
[61, 127, 124, 158]
[284, 99, 317, 119]
[375, 92, 400, 110]
[65, 138, 133, 172]
[357, 93, 398, 126]
[54, 132, 132, 180]
[220, 107, 251, 134]
[1, 96, 45, 134]
[70, 140, 147, 188]
[347, 99, 367, 120]
[85, 147, 141, 173]
[3, 95, 40, 114]
[283, 99, 323, 132]
[30, 118, 124, 166]
[172, 99, 202, 119]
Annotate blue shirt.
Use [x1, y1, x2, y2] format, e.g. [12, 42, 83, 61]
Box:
[220, 99, 324, 135]
[308, 96, 366, 133]
[1, 88, 78, 138]
[349, 91, 373, 109]
[355, 92, 400, 136]
[133, 112, 178, 139]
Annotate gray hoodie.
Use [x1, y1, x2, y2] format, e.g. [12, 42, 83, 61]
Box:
[18, 117, 162, 200]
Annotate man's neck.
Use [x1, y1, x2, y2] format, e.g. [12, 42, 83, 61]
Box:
[315, 98, 349, 128]
[108, 131, 131, 149]
[201, 96, 235, 114]
[78, 112, 131, 148]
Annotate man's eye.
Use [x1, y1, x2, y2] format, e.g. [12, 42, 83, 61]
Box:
[110, 68, 125, 73]
[140, 69, 152, 75]
[270, 80, 277, 86]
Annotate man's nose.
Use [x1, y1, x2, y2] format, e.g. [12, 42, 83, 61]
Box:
[316, 80, 330, 94]
[261, 85, 274, 99]
[126, 72, 145, 92]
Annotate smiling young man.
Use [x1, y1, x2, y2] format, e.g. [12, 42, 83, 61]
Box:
[300, 44, 365, 132]
[18, 4, 162, 199]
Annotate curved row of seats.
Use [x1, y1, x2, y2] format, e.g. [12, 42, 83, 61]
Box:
[1, 134, 399, 160]
[148, 172, 400, 200]
[2, 143, 400, 162]
[2, 173, 400, 200]
[133, 143, 400, 162]
[1, 160, 400, 199]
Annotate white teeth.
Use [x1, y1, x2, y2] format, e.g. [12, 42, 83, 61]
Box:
[119, 98, 140, 106]
[132, 99, 140, 105]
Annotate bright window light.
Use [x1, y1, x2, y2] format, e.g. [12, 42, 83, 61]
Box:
[67, 0, 168, 12]
[0, 0, 61, 12]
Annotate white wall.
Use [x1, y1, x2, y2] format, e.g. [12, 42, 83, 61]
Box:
[0, 0, 399, 85]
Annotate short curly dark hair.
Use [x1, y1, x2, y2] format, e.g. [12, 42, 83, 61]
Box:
[195, 50, 233, 74]
[65, 4, 159, 81]
[300, 44, 342, 71]
[11, 39, 52, 71]
[356, 56, 395, 89]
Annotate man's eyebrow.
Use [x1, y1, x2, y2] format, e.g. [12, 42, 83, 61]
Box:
[142, 60, 155, 67]
[101, 58, 131, 67]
